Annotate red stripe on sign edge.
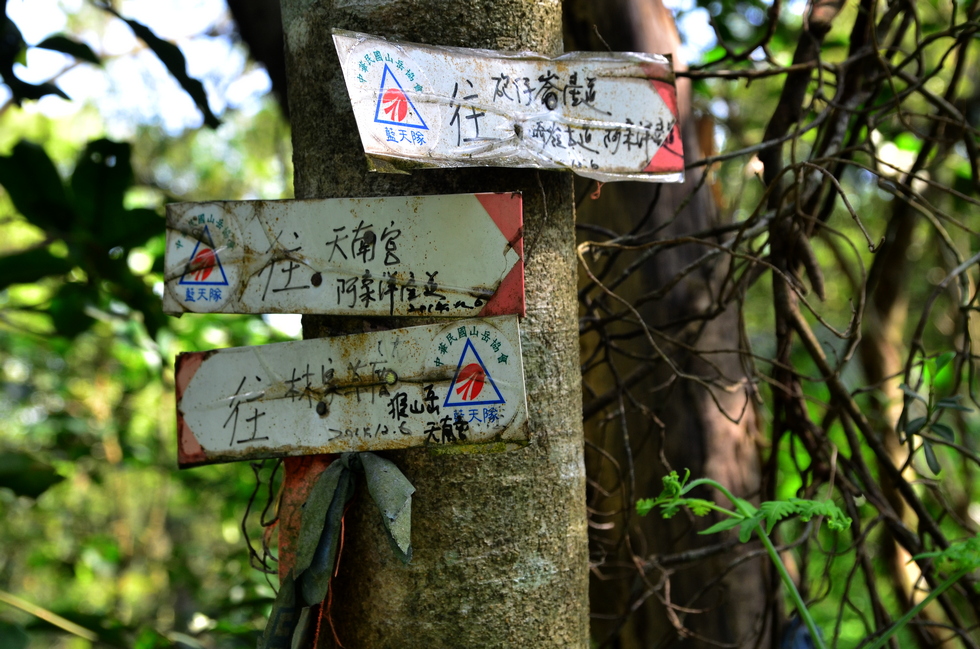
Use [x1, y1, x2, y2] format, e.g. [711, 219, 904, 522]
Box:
[644, 78, 685, 173]
[176, 351, 208, 468]
[476, 192, 523, 258]
[476, 192, 525, 317]
[478, 262, 525, 317]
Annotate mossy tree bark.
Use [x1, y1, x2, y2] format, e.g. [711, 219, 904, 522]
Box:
[278, 1, 589, 647]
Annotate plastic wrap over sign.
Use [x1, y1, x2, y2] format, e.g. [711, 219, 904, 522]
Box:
[333, 30, 684, 183]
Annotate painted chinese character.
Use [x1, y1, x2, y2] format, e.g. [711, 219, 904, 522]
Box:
[224, 376, 268, 445]
[185, 288, 196, 302]
[483, 406, 499, 424]
[326, 226, 349, 262]
[385, 127, 398, 142]
[411, 130, 425, 145]
[350, 220, 376, 263]
[209, 288, 222, 301]
[497, 354, 508, 364]
[458, 326, 467, 339]
[380, 222, 401, 265]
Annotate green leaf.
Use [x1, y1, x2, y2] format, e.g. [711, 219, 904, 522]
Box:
[759, 500, 798, 534]
[922, 440, 942, 475]
[733, 497, 757, 516]
[738, 516, 761, 543]
[34, 35, 100, 65]
[929, 422, 955, 443]
[0, 621, 29, 649]
[48, 282, 97, 339]
[905, 416, 927, 436]
[935, 351, 955, 373]
[936, 396, 973, 412]
[899, 383, 926, 403]
[685, 498, 714, 516]
[0, 141, 74, 231]
[0, 247, 73, 291]
[636, 498, 657, 516]
[699, 517, 742, 536]
[360, 452, 415, 563]
[70, 139, 137, 242]
[0, 451, 64, 498]
[111, 12, 220, 128]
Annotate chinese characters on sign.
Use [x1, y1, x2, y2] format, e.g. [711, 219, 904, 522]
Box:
[175, 315, 528, 467]
[163, 193, 524, 317]
[333, 30, 683, 183]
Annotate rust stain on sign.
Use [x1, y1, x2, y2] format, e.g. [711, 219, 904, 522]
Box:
[163, 193, 524, 317]
[333, 30, 683, 183]
[175, 315, 528, 467]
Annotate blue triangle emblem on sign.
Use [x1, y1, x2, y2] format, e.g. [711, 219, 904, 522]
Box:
[178, 225, 229, 286]
[444, 338, 505, 408]
[373, 64, 428, 130]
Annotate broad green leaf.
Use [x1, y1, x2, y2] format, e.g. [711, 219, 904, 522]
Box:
[48, 282, 97, 339]
[699, 517, 742, 536]
[899, 383, 925, 403]
[0, 451, 64, 498]
[0, 247, 73, 291]
[738, 516, 761, 543]
[0, 141, 74, 231]
[70, 138, 132, 232]
[34, 35, 100, 65]
[733, 497, 757, 516]
[936, 397, 973, 412]
[935, 351, 955, 373]
[905, 416, 927, 436]
[929, 422, 955, 443]
[922, 440, 942, 475]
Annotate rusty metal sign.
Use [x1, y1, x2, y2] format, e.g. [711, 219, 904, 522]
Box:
[163, 193, 524, 317]
[176, 315, 528, 467]
[333, 30, 683, 183]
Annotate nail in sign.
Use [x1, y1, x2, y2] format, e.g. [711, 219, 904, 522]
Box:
[163, 193, 523, 317]
[175, 315, 528, 467]
[333, 29, 684, 183]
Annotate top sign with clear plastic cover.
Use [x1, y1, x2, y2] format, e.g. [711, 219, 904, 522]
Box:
[333, 30, 684, 183]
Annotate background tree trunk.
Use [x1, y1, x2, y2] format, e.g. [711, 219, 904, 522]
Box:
[278, 0, 589, 646]
[565, 1, 769, 646]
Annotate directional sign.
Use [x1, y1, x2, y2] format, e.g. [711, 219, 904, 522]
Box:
[333, 30, 683, 183]
[163, 193, 524, 317]
[175, 315, 528, 467]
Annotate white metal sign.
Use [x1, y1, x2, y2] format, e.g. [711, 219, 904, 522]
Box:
[163, 193, 524, 317]
[333, 30, 684, 183]
[176, 315, 528, 467]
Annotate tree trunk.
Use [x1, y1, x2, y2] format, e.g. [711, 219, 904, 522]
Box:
[278, 1, 589, 647]
[565, 1, 769, 646]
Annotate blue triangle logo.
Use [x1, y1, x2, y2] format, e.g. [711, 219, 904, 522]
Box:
[444, 338, 505, 408]
[178, 225, 229, 286]
[373, 64, 428, 130]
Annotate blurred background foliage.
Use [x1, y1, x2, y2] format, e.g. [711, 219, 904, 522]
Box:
[1, 1, 293, 646]
[1, 0, 979, 647]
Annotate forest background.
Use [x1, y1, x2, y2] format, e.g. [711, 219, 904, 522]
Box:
[2, 0, 980, 648]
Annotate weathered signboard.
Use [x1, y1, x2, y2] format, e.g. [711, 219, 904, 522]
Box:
[176, 315, 528, 467]
[163, 193, 524, 317]
[333, 30, 683, 183]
